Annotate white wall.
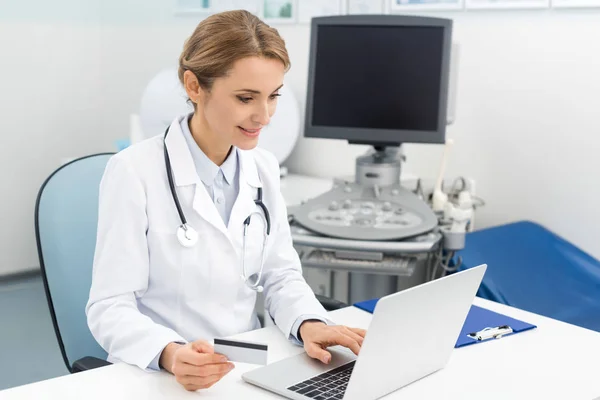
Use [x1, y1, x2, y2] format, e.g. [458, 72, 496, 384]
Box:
[1, 1, 599, 276]
[0, 0, 197, 276]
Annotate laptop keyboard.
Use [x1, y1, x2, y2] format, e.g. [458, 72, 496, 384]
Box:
[286, 360, 355, 400]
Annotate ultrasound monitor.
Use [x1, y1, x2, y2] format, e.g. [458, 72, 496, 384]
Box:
[304, 15, 453, 146]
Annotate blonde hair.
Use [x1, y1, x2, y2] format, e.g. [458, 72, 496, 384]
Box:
[178, 10, 290, 99]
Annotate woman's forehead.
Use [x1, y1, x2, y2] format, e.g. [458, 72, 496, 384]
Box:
[218, 57, 285, 91]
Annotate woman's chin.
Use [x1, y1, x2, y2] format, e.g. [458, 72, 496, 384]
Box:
[235, 137, 260, 151]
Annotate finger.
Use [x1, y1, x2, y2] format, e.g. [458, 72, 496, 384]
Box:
[191, 340, 214, 354]
[196, 362, 235, 378]
[175, 362, 235, 377]
[177, 368, 232, 385]
[346, 327, 367, 338]
[341, 327, 365, 346]
[180, 349, 228, 366]
[178, 371, 230, 390]
[182, 383, 201, 392]
[305, 342, 332, 364]
[330, 331, 361, 356]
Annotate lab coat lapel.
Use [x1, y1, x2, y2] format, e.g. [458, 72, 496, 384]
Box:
[192, 186, 229, 237]
[228, 150, 263, 253]
[164, 118, 228, 237]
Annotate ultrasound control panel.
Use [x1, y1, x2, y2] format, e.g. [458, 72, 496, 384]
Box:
[308, 198, 423, 230]
[291, 181, 438, 241]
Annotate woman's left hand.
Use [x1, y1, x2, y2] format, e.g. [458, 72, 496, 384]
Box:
[299, 321, 367, 364]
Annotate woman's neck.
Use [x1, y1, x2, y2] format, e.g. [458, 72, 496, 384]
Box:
[188, 113, 231, 166]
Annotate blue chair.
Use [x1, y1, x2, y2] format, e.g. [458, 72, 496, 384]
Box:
[457, 220, 600, 332]
[35, 153, 115, 373]
[34, 152, 347, 373]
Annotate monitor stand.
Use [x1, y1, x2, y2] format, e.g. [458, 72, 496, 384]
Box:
[291, 146, 439, 241]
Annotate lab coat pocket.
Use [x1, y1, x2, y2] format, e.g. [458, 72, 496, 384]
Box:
[146, 229, 184, 292]
[150, 229, 212, 288]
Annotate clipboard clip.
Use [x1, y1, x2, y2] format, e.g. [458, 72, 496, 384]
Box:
[467, 325, 513, 341]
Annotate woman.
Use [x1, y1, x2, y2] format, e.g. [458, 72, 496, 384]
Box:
[86, 10, 366, 392]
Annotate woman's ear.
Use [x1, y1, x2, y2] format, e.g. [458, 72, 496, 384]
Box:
[183, 70, 204, 106]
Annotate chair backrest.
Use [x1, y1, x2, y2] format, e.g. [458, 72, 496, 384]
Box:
[35, 153, 115, 372]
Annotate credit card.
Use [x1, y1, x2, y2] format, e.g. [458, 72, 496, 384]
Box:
[213, 338, 268, 365]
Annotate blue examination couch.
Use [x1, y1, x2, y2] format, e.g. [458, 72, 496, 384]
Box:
[457, 221, 600, 333]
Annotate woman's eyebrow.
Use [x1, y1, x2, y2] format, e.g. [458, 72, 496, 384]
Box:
[234, 84, 284, 94]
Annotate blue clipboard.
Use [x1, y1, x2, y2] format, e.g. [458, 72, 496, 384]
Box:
[354, 298, 537, 348]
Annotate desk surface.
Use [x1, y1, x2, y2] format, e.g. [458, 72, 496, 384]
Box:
[2, 298, 599, 400]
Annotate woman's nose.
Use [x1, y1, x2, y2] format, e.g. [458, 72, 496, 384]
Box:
[253, 103, 271, 126]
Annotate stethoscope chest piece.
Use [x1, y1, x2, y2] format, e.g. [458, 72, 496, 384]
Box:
[177, 224, 198, 247]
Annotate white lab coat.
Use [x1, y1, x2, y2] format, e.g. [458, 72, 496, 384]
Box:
[86, 117, 329, 370]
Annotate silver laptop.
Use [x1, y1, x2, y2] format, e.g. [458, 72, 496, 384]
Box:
[243, 264, 487, 400]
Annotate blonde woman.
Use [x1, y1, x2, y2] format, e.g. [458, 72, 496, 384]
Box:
[86, 10, 366, 392]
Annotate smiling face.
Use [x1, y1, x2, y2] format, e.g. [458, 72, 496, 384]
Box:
[185, 56, 286, 152]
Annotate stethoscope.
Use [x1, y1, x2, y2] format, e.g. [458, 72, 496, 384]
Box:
[163, 127, 271, 292]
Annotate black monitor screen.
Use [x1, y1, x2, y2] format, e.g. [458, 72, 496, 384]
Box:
[311, 25, 445, 133]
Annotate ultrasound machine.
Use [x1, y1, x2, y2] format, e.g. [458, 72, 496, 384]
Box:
[286, 14, 470, 305]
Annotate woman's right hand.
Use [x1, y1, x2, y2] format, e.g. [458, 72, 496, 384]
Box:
[160, 340, 235, 391]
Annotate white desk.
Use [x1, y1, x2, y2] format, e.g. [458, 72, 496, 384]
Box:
[2, 298, 599, 400]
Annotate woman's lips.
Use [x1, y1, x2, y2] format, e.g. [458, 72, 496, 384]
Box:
[238, 126, 261, 137]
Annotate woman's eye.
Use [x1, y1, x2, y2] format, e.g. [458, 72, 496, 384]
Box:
[270, 93, 281, 100]
[237, 96, 252, 104]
